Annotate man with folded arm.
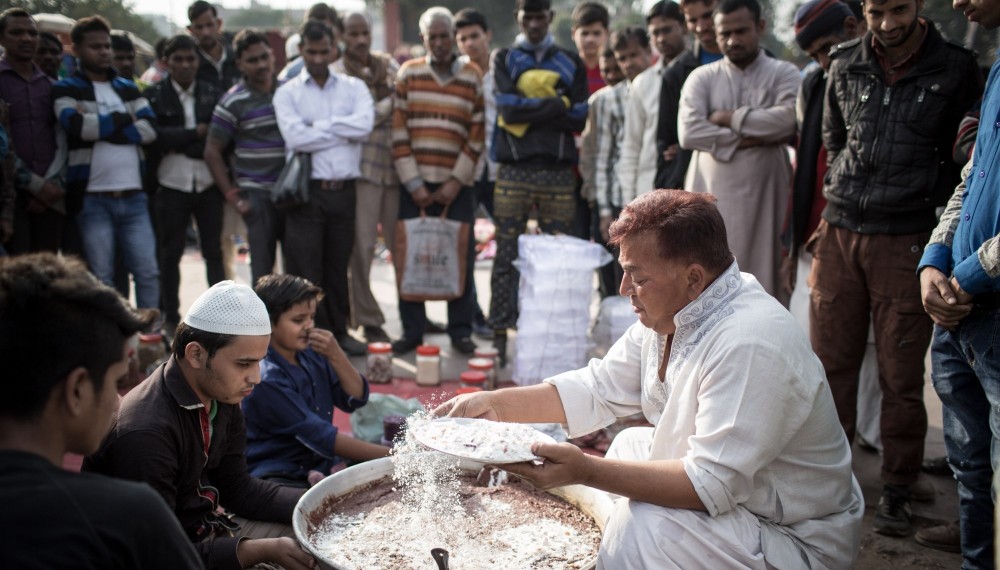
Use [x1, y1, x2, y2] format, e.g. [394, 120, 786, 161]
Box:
[273, 19, 374, 357]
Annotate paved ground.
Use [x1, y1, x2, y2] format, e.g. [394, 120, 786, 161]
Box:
[177, 248, 963, 567]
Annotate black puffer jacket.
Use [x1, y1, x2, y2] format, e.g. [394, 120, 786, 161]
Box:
[821, 23, 981, 235]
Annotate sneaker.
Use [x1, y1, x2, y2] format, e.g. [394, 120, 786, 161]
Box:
[391, 337, 422, 354]
[451, 337, 476, 355]
[873, 485, 912, 537]
[336, 334, 368, 357]
[363, 326, 391, 343]
[915, 521, 961, 553]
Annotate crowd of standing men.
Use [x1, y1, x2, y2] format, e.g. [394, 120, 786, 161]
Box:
[0, 0, 996, 566]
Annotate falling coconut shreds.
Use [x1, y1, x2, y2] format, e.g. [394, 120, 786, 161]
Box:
[306, 413, 602, 569]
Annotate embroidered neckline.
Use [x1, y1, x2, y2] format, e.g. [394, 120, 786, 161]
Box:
[675, 261, 742, 331]
[645, 262, 743, 417]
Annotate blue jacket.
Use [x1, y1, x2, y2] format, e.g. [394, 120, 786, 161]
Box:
[492, 41, 588, 166]
[920, 56, 1000, 295]
[243, 346, 370, 481]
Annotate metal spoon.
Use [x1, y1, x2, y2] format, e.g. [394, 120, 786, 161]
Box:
[431, 548, 449, 570]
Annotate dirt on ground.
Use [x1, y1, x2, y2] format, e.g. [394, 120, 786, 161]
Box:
[855, 511, 959, 569]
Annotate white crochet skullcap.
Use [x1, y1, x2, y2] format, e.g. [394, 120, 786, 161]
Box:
[183, 281, 271, 336]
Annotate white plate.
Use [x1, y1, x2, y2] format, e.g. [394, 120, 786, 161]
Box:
[412, 417, 557, 464]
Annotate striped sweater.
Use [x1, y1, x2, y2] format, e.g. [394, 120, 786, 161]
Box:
[208, 81, 286, 193]
[391, 56, 484, 190]
[52, 70, 156, 212]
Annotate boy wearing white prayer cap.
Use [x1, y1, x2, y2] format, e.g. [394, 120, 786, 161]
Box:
[85, 281, 319, 570]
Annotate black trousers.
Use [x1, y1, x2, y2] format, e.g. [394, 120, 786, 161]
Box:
[156, 185, 225, 325]
[242, 188, 284, 287]
[282, 181, 356, 336]
[396, 182, 477, 342]
[6, 200, 63, 255]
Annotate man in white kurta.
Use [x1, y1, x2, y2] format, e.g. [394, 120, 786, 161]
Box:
[548, 262, 863, 569]
[440, 189, 863, 569]
[678, 3, 799, 301]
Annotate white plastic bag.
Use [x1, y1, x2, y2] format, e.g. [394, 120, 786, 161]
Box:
[394, 212, 470, 301]
[513, 235, 612, 385]
[591, 296, 639, 358]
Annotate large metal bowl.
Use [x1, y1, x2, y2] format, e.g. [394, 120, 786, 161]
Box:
[293, 455, 613, 570]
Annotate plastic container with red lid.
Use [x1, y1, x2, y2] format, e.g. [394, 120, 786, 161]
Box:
[416, 344, 441, 356]
[473, 347, 500, 389]
[467, 357, 495, 390]
[473, 346, 498, 359]
[415, 344, 441, 386]
[459, 370, 487, 389]
[366, 342, 393, 383]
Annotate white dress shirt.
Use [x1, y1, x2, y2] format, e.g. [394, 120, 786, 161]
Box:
[158, 79, 213, 193]
[273, 69, 375, 181]
[545, 262, 864, 569]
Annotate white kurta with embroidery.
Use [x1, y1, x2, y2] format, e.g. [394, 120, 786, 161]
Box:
[678, 52, 800, 300]
[545, 263, 864, 569]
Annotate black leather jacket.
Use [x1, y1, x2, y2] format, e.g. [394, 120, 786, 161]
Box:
[821, 23, 981, 235]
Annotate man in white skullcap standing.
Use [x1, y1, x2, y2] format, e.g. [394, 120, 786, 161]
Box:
[84, 281, 318, 570]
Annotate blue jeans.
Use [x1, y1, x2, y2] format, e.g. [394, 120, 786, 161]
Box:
[931, 308, 1000, 570]
[77, 192, 160, 309]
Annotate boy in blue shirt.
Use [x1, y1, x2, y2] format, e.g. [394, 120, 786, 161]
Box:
[245, 274, 389, 487]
